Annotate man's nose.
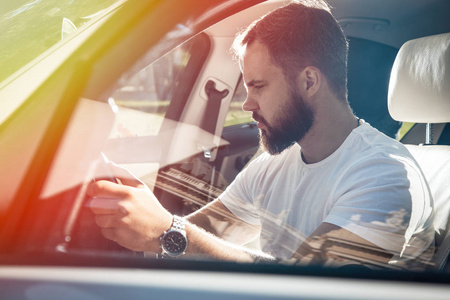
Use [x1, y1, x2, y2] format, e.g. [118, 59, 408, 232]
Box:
[242, 95, 258, 112]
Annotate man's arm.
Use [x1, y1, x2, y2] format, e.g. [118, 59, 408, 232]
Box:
[292, 222, 393, 267]
[183, 218, 271, 262]
[88, 179, 395, 267]
[87, 160, 397, 268]
[187, 199, 261, 245]
[88, 180, 271, 262]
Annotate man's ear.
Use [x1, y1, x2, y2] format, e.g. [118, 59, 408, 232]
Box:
[296, 66, 321, 98]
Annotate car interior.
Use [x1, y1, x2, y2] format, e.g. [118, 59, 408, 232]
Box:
[1, 0, 450, 286]
[27, 0, 449, 271]
[388, 32, 450, 269]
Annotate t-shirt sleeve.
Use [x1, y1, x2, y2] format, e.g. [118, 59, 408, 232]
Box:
[219, 154, 268, 226]
[323, 153, 434, 259]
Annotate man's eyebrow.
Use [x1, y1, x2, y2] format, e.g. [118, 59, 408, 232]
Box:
[246, 79, 265, 87]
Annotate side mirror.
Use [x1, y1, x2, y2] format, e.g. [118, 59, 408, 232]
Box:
[61, 17, 77, 40]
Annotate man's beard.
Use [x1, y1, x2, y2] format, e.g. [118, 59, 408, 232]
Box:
[254, 91, 315, 155]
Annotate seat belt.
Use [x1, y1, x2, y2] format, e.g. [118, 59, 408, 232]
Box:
[199, 79, 229, 160]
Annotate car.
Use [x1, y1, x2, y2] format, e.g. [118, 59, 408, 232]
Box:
[1, 0, 450, 299]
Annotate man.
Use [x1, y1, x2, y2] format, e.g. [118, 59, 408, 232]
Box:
[89, 0, 434, 268]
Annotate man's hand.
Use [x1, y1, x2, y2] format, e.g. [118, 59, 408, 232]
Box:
[86, 162, 271, 262]
[87, 166, 172, 253]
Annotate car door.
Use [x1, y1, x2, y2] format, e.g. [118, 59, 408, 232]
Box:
[0, 0, 264, 257]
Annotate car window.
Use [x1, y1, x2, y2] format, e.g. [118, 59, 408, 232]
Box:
[34, 29, 214, 255]
[4, 1, 450, 289]
[109, 35, 207, 138]
[0, 0, 120, 84]
[33, 1, 425, 266]
[224, 77, 252, 127]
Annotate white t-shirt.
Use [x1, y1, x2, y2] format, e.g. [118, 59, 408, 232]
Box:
[220, 123, 435, 265]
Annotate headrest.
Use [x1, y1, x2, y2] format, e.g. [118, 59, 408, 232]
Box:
[388, 33, 450, 123]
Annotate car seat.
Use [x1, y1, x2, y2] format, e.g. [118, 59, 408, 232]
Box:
[388, 32, 450, 270]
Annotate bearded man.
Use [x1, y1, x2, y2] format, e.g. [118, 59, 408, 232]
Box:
[88, 0, 434, 269]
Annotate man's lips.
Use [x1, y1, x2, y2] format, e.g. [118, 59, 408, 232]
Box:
[252, 113, 266, 129]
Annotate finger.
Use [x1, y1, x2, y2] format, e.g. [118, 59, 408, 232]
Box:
[87, 180, 132, 198]
[109, 163, 146, 188]
[89, 197, 121, 215]
[117, 175, 145, 189]
[100, 158, 145, 188]
[94, 215, 116, 228]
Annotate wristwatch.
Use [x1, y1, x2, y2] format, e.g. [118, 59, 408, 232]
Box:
[160, 215, 188, 258]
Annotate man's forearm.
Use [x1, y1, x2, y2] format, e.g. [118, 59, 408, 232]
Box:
[184, 221, 275, 262]
[88, 180, 270, 261]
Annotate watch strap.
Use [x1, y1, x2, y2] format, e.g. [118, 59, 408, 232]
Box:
[172, 215, 185, 232]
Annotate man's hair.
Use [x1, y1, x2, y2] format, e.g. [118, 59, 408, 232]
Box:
[232, 0, 349, 100]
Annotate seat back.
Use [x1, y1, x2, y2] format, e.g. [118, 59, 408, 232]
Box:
[388, 33, 450, 269]
[405, 145, 450, 269]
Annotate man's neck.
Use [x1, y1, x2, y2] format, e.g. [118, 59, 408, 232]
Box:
[299, 102, 358, 164]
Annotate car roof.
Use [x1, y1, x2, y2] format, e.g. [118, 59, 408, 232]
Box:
[207, 0, 450, 49]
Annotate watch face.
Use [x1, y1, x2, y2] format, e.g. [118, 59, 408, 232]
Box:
[161, 231, 187, 256]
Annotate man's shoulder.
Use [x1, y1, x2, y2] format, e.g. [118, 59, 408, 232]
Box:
[353, 123, 412, 158]
[338, 123, 424, 180]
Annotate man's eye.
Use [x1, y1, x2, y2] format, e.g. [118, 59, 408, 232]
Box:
[254, 85, 264, 90]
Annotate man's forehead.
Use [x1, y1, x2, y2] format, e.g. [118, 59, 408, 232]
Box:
[242, 42, 268, 70]
[242, 41, 280, 84]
